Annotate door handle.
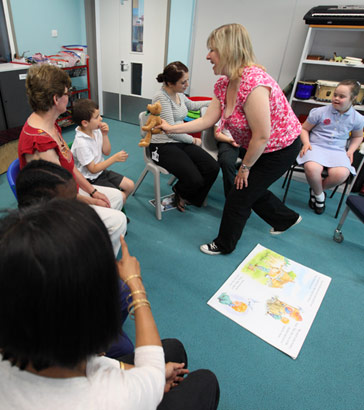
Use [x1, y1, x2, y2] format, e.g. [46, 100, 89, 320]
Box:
[120, 60, 129, 72]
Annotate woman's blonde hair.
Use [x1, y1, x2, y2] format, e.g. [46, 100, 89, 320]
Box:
[207, 23, 257, 79]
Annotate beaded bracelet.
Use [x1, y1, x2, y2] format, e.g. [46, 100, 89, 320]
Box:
[123, 274, 142, 284]
[126, 290, 147, 303]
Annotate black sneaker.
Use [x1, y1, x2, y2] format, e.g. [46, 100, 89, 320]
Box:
[200, 241, 222, 255]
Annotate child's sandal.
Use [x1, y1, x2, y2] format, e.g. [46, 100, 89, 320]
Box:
[314, 193, 326, 215]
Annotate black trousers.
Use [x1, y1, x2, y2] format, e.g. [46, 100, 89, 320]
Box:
[217, 141, 245, 198]
[214, 137, 301, 254]
[149, 143, 219, 207]
[120, 339, 220, 410]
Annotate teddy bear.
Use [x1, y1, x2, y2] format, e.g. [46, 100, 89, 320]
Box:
[139, 100, 162, 147]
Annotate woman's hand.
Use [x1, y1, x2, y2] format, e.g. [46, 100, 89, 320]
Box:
[164, 362, 189, 393]
[235, 166, 249, 189]
[156, 118, 172, 133]
[116, 236, 141, 287]
[300, 143, 312, 157]
[77, 194, 110, 207]
[92, 190, 111, 207]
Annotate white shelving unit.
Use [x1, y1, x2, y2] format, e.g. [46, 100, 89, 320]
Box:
[290, 25, 364, 118]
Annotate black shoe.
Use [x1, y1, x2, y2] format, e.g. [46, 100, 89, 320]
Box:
[314, 193, 326, 215]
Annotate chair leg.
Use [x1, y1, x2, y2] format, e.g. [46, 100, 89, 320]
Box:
[334, 179, 350, 219]
[333, 205, 350, 242]
[329, 185, 339, 199]
[281, 169, 290, 189]
[132, 167, 148, 196]
[282, 167, 294, 203]
[153, 170, 162, 220]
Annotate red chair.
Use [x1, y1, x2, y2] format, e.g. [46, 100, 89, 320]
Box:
[186, 96, 212, 139]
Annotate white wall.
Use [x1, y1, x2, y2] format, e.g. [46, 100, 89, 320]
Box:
[189, 0, 364, 97]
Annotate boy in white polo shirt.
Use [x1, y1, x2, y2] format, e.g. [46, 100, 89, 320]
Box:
[71, 99, 134, 206]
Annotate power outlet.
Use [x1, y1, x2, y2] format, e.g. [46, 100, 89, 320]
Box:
[51, 29, 58, 38]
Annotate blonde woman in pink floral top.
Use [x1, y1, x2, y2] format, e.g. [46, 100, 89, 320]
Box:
[214, 65, 301, 153]
[159, 23, 302, 255]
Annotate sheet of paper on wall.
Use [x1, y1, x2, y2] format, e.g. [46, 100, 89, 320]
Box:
[207, 244, 331, 359]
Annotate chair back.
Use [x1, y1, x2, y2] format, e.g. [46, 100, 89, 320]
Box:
[139, 111, 148, 135]
[200, 107, 218, 160]
[6, 158, 20, 199]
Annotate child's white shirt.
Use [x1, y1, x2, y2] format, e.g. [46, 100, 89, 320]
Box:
[71, 127, 104, 180]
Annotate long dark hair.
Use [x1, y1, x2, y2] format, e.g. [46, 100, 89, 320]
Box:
[0, 199, 121, 371]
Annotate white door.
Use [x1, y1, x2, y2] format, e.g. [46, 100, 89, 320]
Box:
[98, 0, 169, 123]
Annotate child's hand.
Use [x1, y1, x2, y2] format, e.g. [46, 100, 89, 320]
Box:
[113, 150, 128, 162]
[193, 137, 202, 146]
[99, 122, 109, 136]
[300, 143, 312, 157]
[346, 151, 354, 164]
[229, 138, 240, 147]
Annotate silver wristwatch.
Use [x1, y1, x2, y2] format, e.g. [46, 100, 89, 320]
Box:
[241, 164, 251, 171]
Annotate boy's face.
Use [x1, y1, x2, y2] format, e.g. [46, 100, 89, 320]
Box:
[84, 109, 102, 131]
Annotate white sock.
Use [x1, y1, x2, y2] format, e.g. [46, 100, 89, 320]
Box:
[315, 192, 325, 206]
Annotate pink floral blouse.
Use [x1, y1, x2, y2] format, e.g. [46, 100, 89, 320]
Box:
[214, 66, 301, 153]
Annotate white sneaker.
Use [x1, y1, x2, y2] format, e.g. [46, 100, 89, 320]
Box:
[270, 215, 302, 235]
[200, 241, 222, 255]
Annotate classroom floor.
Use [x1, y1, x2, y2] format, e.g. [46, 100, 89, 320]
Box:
[1, 118, 363, 410]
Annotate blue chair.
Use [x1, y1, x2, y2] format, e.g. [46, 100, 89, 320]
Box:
[333, 194, 364, 243]
[6, 158, 20, 199]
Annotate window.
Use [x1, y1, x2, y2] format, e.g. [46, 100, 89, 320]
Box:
[131, 0, 144, 52]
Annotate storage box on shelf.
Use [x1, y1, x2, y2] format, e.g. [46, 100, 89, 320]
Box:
[57, 58, 91, 127]
[290, 25, 364, 118]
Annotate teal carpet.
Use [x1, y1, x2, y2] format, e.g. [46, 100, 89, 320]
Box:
[1, 118, 363, 410]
